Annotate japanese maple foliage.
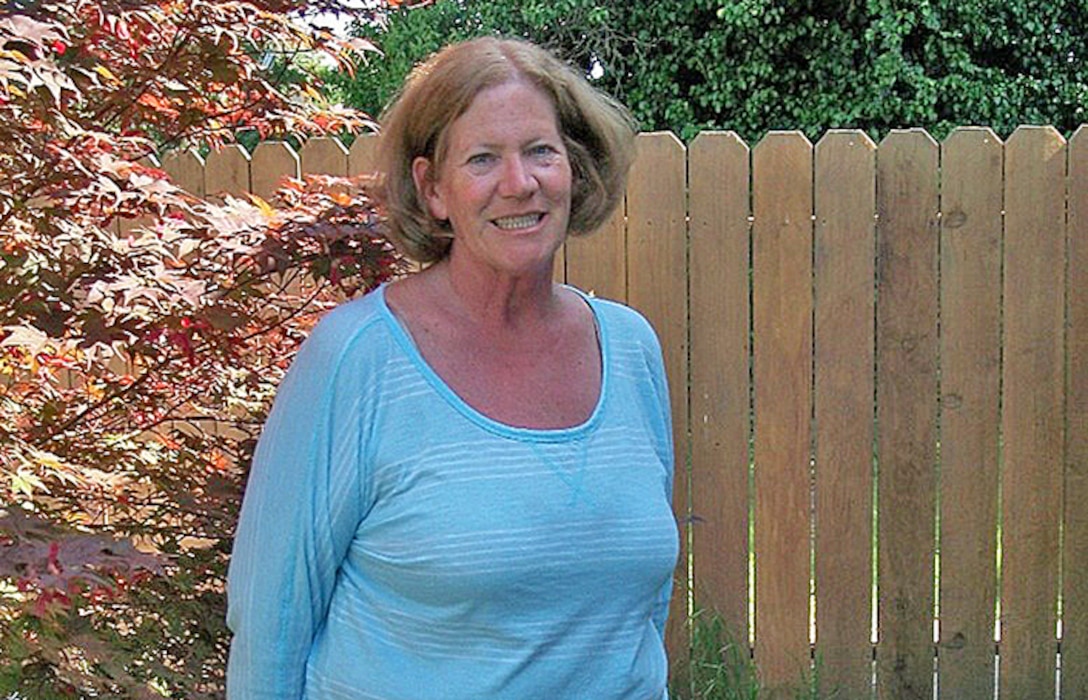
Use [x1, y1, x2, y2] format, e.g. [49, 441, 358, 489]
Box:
[0, 1, 403, 695]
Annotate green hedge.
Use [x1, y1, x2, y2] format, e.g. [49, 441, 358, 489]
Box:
[327, 0, 1087, 143]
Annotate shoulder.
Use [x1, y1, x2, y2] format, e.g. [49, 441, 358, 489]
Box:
[309, 287, 385, 340]
[284, 287, 397, 392]
[584, 294, 662, 351]
[301, 288, 389, 356]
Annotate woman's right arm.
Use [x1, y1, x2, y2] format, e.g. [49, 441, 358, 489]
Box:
[225, 317, 369, 699]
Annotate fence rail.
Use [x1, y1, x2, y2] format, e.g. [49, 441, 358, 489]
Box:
[162, 125, 1088, 699]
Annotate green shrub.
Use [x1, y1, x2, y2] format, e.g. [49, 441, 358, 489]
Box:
[329, 0, 1088, 143]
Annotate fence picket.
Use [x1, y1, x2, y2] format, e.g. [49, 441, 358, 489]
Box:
[300, 135, 349, 176]
[752, 131, 814, 695]
[936, 127, 1003, 699]
[160, 148, 205, 198]
[1000, 126, 1066, 698]
[625, 132, 690, 668]
[204, 143, 251, 199]
[875, 129, 939, 700]
[813, 130, 877, 699]
[689, 132, 751, 641]
[349, 133, 380, 176]
[1065, 123, 1088, 700]
[250, 141, 300, 201]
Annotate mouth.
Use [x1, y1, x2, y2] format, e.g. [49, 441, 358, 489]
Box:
[492, 213, 544, 231]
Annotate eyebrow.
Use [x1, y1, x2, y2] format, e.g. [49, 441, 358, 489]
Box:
[461, 134, 562, 153]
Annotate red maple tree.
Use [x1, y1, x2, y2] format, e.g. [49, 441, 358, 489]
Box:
[0, 1, 404, 695]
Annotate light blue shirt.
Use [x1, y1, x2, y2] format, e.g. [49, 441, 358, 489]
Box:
[226, 285, 678, 699]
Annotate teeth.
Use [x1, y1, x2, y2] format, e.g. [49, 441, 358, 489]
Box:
[493, 214, 541, 230]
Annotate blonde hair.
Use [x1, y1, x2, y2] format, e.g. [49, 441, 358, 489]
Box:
[374, 36, 637, 263]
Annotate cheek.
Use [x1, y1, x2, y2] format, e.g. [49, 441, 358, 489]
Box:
[434, 178, 488, 222]
[429, 185, 467, 224]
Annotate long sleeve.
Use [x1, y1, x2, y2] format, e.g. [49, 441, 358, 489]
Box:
[225, 314, 370, 699]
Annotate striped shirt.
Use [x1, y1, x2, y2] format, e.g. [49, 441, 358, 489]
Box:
[226, 285, 678, 699]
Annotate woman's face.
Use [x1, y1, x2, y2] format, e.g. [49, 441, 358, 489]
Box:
[413, 78, 572, 279]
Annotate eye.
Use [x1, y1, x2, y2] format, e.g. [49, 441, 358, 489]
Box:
[529, 144, 557, 157]
[466, 152, 497, 168]
[528, 143, 564, 163]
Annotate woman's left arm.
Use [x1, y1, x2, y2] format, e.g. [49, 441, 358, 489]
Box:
[646, 329, 675, 642]
[225, 318, 369, 699]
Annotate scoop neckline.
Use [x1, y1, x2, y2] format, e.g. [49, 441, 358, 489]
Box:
[376, 283, 608, 443]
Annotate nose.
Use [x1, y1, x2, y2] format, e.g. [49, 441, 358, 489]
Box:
[497, 155, 538, 198]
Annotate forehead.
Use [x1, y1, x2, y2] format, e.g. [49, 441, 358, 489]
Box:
[442, 79, 562, 150]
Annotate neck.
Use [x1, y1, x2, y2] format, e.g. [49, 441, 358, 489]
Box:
[434, 257, 560, 331]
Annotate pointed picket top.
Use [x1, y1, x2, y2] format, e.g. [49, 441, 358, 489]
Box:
[635, 129, 686, 151]
[876, 129, 939, 228]
[690, 129, 750, 154]
[879, 127, 939, 150]
[753, 129, 813, 154]
[204, 143, 251, 199]
[250, 141, 300, 202]
[629, 131, 687, 232]
[1074, 123, 1088, 147]
[349, 132, 381, 176]
[689, 130, 750, 230]
[752, 130, 813, 234]
[1006, 126, 1067, 185]
[942, 125, 1002, 147]
[940, 127, 1003, 232]
[814, 130, 876, 209]
[752, 131, 814, 224]
[300, 135, 349, 176]
[878, 130, 940, 196]
[1007, 124, 1067, 148]
[160, 148, 206, 198]
[632, 131, 686, 191]
[1004, 126, 1066, 211]
[815, 128, 876, 153]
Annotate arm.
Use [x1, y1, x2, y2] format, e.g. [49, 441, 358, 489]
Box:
[225, 318, 369, 699]
[645, 323, 675, 643]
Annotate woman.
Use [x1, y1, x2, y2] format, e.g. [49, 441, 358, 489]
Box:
[226, 37, 678, 700]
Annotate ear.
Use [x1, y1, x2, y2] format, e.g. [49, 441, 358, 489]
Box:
[412, 156, 448, 222]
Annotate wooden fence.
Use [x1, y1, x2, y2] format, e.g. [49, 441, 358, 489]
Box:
[161, 125, 1088, 699]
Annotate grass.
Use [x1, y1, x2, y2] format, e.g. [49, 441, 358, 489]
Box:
[671, 610, 825, 700]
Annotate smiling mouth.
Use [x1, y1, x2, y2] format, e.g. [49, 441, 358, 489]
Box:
[492, 213, 544, 231]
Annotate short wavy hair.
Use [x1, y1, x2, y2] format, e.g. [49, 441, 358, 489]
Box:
[374, 37, 637, 264]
